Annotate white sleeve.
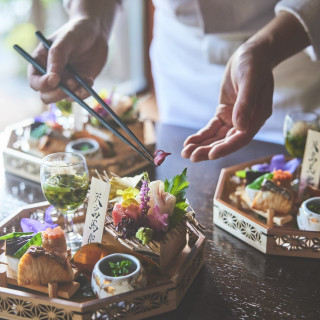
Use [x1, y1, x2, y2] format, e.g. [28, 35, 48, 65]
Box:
[275, 0, 320, 61]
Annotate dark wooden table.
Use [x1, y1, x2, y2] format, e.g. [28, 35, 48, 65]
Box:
[1, 124, 319, 320]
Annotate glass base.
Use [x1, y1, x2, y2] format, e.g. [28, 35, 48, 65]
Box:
[65, 231, 82, 255]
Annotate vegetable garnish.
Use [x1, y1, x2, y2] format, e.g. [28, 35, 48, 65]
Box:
[164, 168, 189, 227]
[154, 150, 171, 166]
[12, 233, 42, 258]
[247, 172, 274, 190]
[108, 260, 133, 277]
[111, 168, 190, 243]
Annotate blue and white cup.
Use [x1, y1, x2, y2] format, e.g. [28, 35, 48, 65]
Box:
[297, 197, 320, 231]
[91, 253, 147, 299]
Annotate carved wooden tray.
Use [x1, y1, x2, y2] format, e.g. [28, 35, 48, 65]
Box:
[3, 119, 155, 183]
[0, 202, 205, 320]
[214, 155, 320, 258]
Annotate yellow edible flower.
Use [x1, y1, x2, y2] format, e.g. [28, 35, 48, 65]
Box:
[116, 187, 139, 207]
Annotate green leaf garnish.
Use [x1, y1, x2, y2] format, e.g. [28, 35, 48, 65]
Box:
[165, 168, 189, 227]
[0, 232, 34, 240]
[108, 260, 133, 277]
[247, 172, 274, 190]
[13, 232, 42, 258]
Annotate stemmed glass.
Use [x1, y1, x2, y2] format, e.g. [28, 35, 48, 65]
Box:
[40, 152, 89, 254]
[283, 111, 319, 158]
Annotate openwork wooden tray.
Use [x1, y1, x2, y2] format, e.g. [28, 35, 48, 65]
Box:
[0, 202, 205, 320]
[214, 155, 320, 259]
[3, 119, 155, 183]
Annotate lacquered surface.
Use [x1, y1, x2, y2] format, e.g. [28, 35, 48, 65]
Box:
[1, 124, 319, 320]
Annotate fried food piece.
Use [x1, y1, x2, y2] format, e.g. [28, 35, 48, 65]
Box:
[252, 180, 293, 216]
[18, 246, 74, 286]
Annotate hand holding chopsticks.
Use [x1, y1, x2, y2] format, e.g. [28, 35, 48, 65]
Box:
[14, 32, 156, 166]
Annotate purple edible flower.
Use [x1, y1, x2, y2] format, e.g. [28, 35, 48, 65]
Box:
[21, 205, 58, 233]
[34, 104, 57, 123]
[251, 154, 301, 174]
[140, 172, 150, 216]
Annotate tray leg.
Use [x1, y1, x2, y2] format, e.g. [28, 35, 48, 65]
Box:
[0, 265, 7, 287]
[48, 282, 58, 298]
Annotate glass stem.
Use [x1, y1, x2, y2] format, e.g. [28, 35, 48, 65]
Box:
[64, 212, 75, 233]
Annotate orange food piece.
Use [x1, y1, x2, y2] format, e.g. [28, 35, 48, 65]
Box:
[42, 226, 65, 239]
[72, 243, 160, 274]
[273, 169, 292, 181]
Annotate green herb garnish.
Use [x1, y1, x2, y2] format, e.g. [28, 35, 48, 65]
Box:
[247, 172, 274, 190]
[13, 232, 42, 258]
[108, 260, 133, 277]
[164, 168, 189, 227]
[307, 203, 320, 215]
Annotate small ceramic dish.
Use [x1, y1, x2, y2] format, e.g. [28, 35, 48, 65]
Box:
[65, 138, 101, 159]
[297, 197, 320, 231]
[91, 253, 146, 299]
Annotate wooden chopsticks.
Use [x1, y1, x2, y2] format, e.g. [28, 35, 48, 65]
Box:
[13, 33, 155, 166]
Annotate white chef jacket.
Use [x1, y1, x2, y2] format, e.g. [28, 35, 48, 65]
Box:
[150, 0, 320, 144]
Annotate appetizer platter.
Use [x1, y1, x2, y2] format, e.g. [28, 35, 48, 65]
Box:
[214, 154, 320, 258]
[3, 93, 155, 183]
[0, 169, 205, 320]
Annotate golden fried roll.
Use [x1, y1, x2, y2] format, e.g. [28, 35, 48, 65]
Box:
[18, 246, 74, 286]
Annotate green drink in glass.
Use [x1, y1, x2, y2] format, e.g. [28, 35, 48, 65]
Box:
[43, 174, 89, 213]
[41, 152, 89, 254]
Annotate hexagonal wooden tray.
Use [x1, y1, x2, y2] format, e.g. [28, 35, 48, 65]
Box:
[0, 202, 205, 320]
[214, 155, 320, 258]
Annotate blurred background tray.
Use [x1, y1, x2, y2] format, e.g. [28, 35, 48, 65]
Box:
[214, 155, 320, 259]
[3, 119, 155, 183]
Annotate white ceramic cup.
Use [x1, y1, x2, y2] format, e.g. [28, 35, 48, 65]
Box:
[65, 138, 101, 159]
[91, 253, 146, 299]
[297, 197, 320, 231]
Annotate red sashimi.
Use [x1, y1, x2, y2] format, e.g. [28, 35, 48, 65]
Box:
[112, 203, 141, 226]
[112, 203, 126, 226]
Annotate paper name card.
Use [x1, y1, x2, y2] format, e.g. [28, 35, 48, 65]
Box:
[300, 129, 320, 188]
[82, 177, 110, 246]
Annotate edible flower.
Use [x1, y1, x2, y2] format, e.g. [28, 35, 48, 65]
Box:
[154, 150, 171, 166]
[140, 172, 150, 216]
[251, 154, 301, 174]
[117, 187, 139, 207]
[20, 205, 58, 233]
[147, 205, 169, 232]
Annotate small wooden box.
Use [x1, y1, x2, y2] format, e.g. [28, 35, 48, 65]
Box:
[214, 155, 320, 259]
[104, 217, 187, 273]
[0, 202, 205, 320]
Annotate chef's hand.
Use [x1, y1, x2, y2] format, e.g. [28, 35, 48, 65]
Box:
[181, 42, 274, 161]
[28, 18, 108, 103]
[27, 0, 118, 103]
[181, 12, 309, 161]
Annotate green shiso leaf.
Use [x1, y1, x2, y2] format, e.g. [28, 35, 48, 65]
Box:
[0, 232, 33, 240]
[164, 168, 189, 203]
[13, 232, 42, 258]
[165, 168, 189, 228]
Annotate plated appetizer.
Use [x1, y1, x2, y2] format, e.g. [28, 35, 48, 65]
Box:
[0, 226, 75, 286]
[230, 154, 301, 225]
